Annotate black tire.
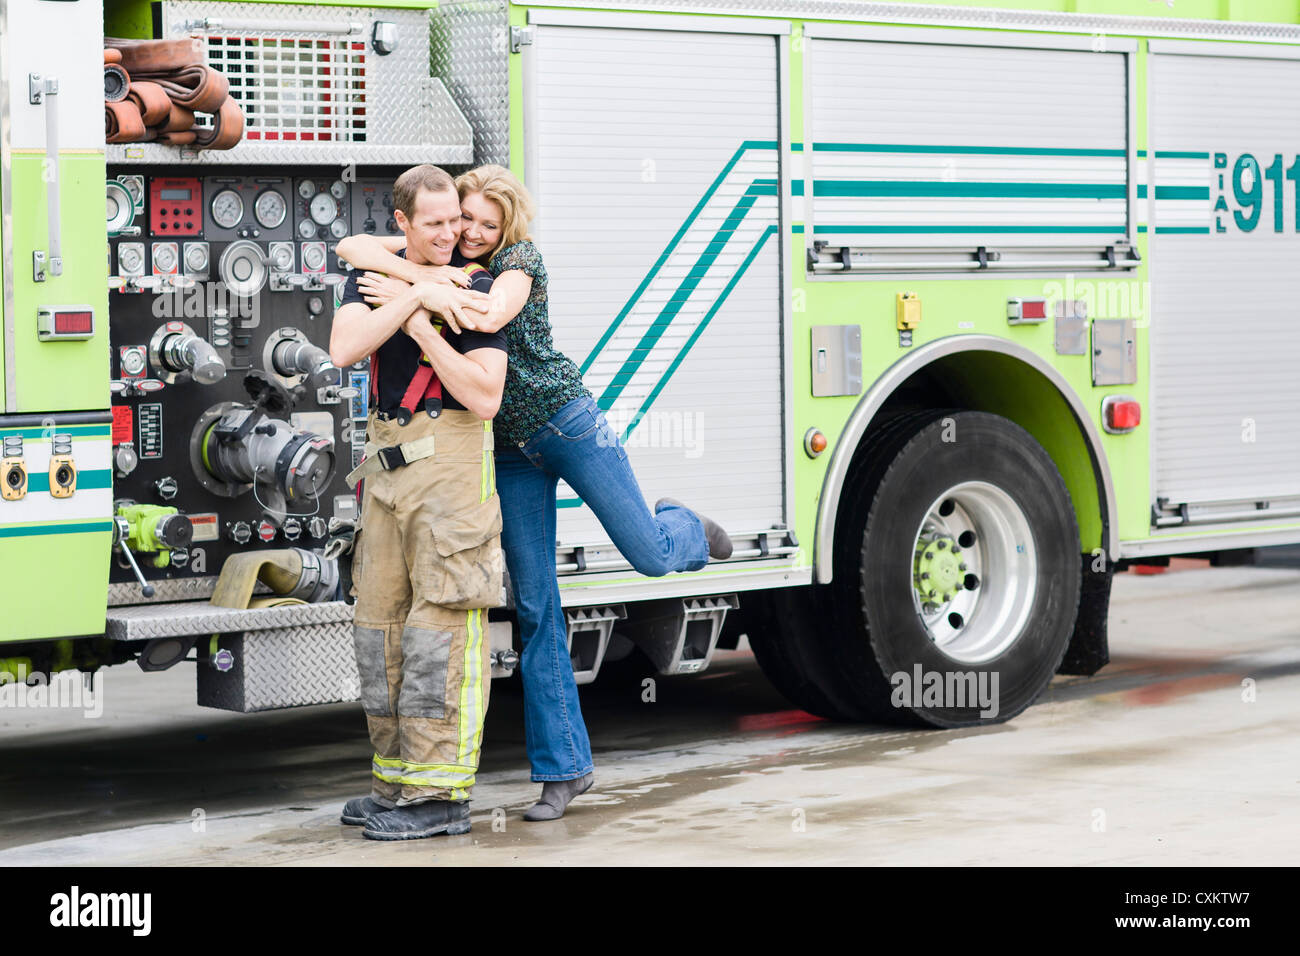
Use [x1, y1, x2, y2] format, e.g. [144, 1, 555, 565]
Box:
[744, 409, 948, 721]
[824, 411, 1081, 727]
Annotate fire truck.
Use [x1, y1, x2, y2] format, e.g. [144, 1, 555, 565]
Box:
[3, 0, 1298, 725]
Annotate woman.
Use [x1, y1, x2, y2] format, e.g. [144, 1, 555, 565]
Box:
[337, 165, 732, 821]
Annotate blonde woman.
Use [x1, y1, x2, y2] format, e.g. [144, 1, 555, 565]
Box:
[337, 166, 732, 821]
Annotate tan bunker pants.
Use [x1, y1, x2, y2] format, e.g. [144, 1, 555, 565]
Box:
[351, 410, 502, 805]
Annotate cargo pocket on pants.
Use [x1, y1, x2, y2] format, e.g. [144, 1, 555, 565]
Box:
[427, 495, 505, 610]
[397, 626, 452, 718]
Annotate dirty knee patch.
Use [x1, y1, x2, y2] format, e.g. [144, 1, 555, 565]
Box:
[354, 626, 392, 717]
[397, 627, 452, 718]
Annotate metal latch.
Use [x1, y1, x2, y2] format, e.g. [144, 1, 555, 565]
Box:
[510, 26, 534, 53]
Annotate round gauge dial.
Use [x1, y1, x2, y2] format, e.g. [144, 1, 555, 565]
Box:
[210, 189, 244, 230]
[329, 180, 347, 200]
[302, 244, 327, 271]
[254, 189, 287, 229]
[120, 176, 144, 207]
[297, 219, 317, 239]
[119, 246, 143, 273]
[329, 218, 348, 239]
[185, 244, 208, 272]
[309, 192, 340, 226]
[270, 244, 293, 271]
[298, 180, 316, 200]
[121, 349, 147, 376]
[153, 244, 177, 272]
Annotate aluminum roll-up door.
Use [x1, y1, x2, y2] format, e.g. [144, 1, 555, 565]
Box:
[526, 23, 784, 560]
[1149, 48, 1300, 524]
[805, 35, 1131, 266]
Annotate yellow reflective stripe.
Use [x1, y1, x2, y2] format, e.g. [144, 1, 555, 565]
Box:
[373, 754, 404, 768]
[457, 607, 484, 769]
[401, 761, 477, 774]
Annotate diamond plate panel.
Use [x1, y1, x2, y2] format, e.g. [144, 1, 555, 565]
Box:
[432, 0, 510, 168]
[115, 1, 474, 166]
[105, 599, 354, 641]
[197, 622, 359, 711]
[523, 0, 1300, 42]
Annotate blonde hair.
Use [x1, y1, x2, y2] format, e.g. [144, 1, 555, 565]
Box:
[454, 164, 536, 263]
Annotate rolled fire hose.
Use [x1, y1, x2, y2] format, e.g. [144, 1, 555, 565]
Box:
[127, 80, 171, 126]
[160, 101, 195, 134]
[104, 48, 123, 65]
[105, 36, 203, 73]
[105, 100, 146, 143]
[104, 64, 130, 102]
[192, 96, 245, 150]
[155, 129, 198, 146]
[135, 64, 229, 114]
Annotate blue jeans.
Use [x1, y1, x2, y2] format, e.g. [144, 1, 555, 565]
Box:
[496, 396, 709, 781]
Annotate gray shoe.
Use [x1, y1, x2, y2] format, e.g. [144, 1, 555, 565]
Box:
[523, 774, 594, 822]
[655, 497, 733, 560]
[340, 796, 391, 826]
[362, 799, 471, 840]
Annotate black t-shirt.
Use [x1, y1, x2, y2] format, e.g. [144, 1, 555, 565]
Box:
[339, 249, 505, 414]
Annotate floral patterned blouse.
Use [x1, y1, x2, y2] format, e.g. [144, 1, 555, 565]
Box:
[489, 240, 591, 448]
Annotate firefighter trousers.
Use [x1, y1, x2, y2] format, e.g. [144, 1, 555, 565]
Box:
[351, 409, 502, 805]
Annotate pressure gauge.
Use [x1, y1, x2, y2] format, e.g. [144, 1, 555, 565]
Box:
[184, 243, 209, 273]
[254, 189, 287, 229]
[118, 244, 144, 274]
[121, 349, 147, 376]
[153, 244, 177, 273]
[270, 243, 294, 272]
[298, 219, 317, 239]
[298, 180, 316, 200]
[211, 188, 244, 229]
[309, 192, 340, 226]
[302, 243, 327, 272]
[119, 175, 144, 208]
[329, 180, 347, 200]
[330, 218, 348, 239]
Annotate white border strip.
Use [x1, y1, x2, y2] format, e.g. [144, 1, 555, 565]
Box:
[527, 8, 791, 34]
[1148, 38, 1300, 58]
[802, 21, 1137, 51]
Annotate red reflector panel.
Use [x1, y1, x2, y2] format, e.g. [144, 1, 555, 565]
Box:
[1021, 299, 1047, 320]
[55, 311, 93, 334]
[1105, 398, 1142, 432]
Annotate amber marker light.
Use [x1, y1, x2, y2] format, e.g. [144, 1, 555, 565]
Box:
[804, 428, 828, 458]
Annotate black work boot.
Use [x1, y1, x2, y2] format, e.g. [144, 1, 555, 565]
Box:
[655, 498, 734, 560]
[362, 800, 472, 840]
[523, 773, 594, 822]
[340, 796, 392, 826]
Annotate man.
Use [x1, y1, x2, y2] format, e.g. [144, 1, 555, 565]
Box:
[329, 164, 507, 841]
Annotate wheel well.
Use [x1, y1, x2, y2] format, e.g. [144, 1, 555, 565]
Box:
[815, 338, 1114, 584]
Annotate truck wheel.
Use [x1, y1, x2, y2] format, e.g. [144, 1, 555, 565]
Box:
[827, 411, 1081, 726]
[743, 410, 945, 721]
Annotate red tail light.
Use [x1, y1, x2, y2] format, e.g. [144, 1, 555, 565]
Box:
[1102, 396, 1141, 433]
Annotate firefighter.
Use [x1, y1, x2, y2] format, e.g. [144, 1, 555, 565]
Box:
[328, 164, 508, 840]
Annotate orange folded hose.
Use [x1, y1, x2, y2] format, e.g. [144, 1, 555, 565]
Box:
[105, 37, 203, 73]
[105, 100, 146, 143]
[156, 129, 198, 146]
[143, 64, 229, 114]
[159, 101, 196, 134]
[104, 48, 123, 65]
[126, 81, 171, 126]
[192, 96, 244, 150]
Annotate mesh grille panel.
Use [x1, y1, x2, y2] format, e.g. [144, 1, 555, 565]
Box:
[204, 33, 368, 142]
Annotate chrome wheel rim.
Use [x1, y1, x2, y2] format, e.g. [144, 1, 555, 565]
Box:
[908, 480, 1037, 664]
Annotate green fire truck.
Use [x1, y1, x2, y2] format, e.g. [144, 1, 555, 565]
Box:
[3, 0, 1297, 725]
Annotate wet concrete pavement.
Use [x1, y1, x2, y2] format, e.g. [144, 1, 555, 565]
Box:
[1, 564, 1298, 865]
